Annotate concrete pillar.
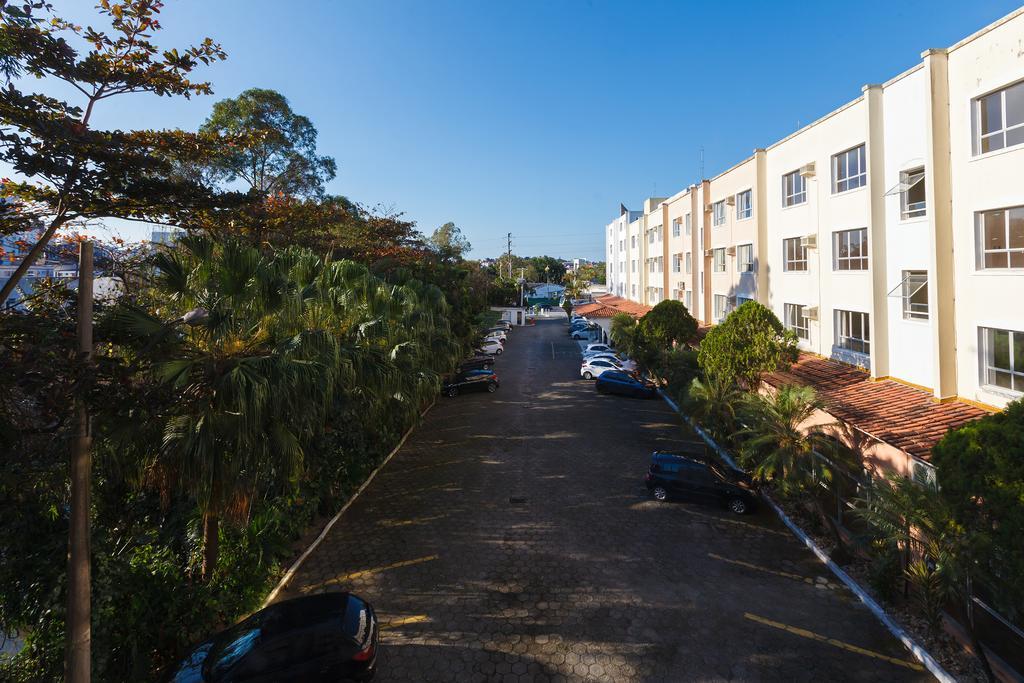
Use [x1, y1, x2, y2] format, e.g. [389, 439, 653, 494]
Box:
[863, 84, 889, 379]
[922, 48, 957, 400]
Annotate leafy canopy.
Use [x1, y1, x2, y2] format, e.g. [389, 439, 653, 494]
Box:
[697, 301, 797, 386]
[639, 299, 697, 348]
[200, 87, 337, 199]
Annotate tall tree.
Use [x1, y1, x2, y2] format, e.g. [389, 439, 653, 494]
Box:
[199, 87, 336, 199]
[0, 0, 238, 305]
[697, 301, 798, 387]
[639, 299, 698, 348]
[428, 221, 471, 261]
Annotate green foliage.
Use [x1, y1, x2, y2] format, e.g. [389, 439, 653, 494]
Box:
[930, 398, 1024, 619]
[865, 538, 903, 603]
[429, 222, 472, 261]
[684, 375, 743, 443]
[697, 301, 798, 387]
[656, 348, 700, 400]
[639, 300, 697, 349]
[200, 87, 337, 198]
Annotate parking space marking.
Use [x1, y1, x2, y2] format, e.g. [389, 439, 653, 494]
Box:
[377, 514, 448, 528]
[381, 614, 430, 630]
[674, 507, 792, 537]
[303, 555, 440, 592]
[743, 612, 925, 671]
[708, 552, 813, 583]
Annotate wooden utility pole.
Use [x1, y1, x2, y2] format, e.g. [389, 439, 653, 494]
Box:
[66, 241, 93, 683]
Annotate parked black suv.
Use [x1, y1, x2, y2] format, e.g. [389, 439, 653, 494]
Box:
[644, 447, 758, 514]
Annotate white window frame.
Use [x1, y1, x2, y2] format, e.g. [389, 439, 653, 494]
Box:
[783, 237, 807, 272]
[831, 144, 867, 194]
[685, 252, 692, 274]
[976, 206, 1024, 270]
[684, 213, 691, 236]
[782, 170, 806, 207]
[833, 228, 869, 271]
[684, 290, 692, 310]
[712, 201, 726, 227]
[736, 243, 754, 273]
[713, 247, 726, 272]
[899, 270, 929, 321]
[736, 189, 752, 220]
[784, 303, 809, 340]
[980, 327, 1024, 394]
[900, 166, 926, 220]
[973, 80, 1024, 156]
[672, 253, 681, 273]
[835, 309, 870, 355]
[671, 218, 681, 238]
[713, 294, 728, 322]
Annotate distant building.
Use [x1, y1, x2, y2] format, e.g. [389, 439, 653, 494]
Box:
[1, 230, 79, 310]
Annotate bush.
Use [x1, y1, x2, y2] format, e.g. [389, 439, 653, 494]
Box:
[697, 301, 797, 387]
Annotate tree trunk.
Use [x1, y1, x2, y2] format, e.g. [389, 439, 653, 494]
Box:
[65, 241, 93, 683]
[201, 513, 219, 582]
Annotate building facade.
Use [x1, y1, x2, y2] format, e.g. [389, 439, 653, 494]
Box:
[602, 7, 1024, 411]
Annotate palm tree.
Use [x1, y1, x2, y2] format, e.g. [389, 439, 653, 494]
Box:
[115, 237, 339, 580]
[856, 475, 996, 681]
[685, 374, 744, 442]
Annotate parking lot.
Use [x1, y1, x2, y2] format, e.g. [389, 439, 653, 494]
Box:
[275, 318, 931, 681]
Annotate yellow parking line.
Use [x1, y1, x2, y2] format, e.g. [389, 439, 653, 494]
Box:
[676, 507, 791, 537]
[743, 613, 924, 671]
[708, 553, 813, 583]
[381, 614, 429, 630]
[377, 514, 448, 528]
[302, 555, 440, 592]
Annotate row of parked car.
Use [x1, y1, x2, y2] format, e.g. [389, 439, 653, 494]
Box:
[569, 314, 659, 400]
[440, 319, 515, 398]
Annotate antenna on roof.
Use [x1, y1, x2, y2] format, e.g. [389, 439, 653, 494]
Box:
[699, 146, 705, 182]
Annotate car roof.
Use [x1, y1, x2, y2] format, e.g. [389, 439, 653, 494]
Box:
[652, 443, 707, 459]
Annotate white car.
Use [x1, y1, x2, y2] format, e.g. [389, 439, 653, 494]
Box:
[476, 340, 503, 355]
[485, 331, 507, 342]
[580, 358, 621, 380]
[582, 343, 613, 355]
[587, 352, 637, 371]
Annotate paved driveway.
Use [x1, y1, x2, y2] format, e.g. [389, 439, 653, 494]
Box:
[276, 319, 931, 682]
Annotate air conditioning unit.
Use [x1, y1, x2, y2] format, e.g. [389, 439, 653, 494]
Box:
[704, 204, 713, 213]
[726, 245, 736, 257]
[703, 248, 713, 257]
[800, 234, 818, 249]
[725, 196, 735, 206]
[803, 305, 819, 321]
[726, 295, 737, 305]
[677, 281, 686, 290]
[799, 162, 816, 178]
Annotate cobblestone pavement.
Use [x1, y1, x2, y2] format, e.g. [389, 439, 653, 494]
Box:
[276, 319, 932, 682]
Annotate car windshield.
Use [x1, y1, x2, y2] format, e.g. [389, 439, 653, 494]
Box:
[204, 623, 261, 679]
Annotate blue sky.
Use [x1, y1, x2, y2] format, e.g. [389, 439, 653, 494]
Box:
[23, 0, 1024, 260]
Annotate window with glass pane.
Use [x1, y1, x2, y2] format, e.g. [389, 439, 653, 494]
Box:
[737, 243, 754, 272]
[900, 167, 926, 219]
[672, 219, 680, 238]
[684, 213, 691, 235]
[974, 81, 1024, 155]
[685, 290, 692, 309]
[714, 294, 728, 322]
[712, 201, 725, 226]
[672, 254, 681, 272]
[784, 303, 809, 340]
[713, 248, 726, 272]
[783, 237, 808, 271]
[901, 270, 928, 320]
[783, 170, 806, 206]
[832, 144, 867, 193]
[835, 309, 870, 354]
[685, 252, 692, 274]
[736, 190, 752, 219]
[976, 206, 1024, 269]
[981, 327, 1024, 393]
[833, 228, 868, 270]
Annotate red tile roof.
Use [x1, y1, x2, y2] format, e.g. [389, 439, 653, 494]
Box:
[764, 354, 989, 461]
[572, 303, 621, 318]
[585, 295, 652, 319]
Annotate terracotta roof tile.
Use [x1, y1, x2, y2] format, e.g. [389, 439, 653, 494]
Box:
[764, 354, 989, 460]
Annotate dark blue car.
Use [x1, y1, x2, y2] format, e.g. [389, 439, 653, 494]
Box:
[595, 370, 657, 399]
[163, 593, 377, 682]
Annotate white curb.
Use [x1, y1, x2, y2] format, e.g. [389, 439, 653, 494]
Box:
[656, 388, 954, 683]
[261, 400, 436, 608]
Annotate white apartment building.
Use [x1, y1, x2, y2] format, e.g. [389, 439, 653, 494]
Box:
[602, 7, 1024, 411]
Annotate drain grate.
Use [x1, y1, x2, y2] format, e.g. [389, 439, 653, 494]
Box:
[509, 496, 528, 505]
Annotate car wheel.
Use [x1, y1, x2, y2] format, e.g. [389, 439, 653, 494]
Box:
[486, 382, 497, 393]
[583, 371, 593, 380]
[652, 486, 668, 502]
[446, 386, 459, 397]
[495, 347, 503, 355]
[728, 497, 749, 515]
